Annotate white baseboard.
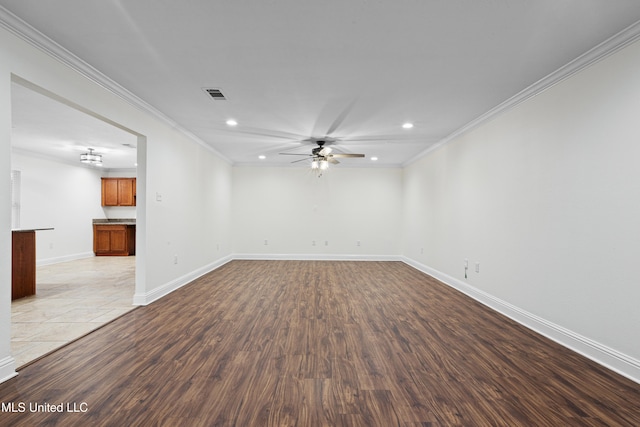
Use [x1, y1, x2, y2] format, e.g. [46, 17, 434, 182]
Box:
[132, 255, 233, 306]
[232, 253, 402, 261]
[36, 251, 94, 267]
[0, 356, 18, 384]
[401, 256, 640, 385]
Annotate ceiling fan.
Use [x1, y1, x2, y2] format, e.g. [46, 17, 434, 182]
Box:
[279, 139, 365, 175]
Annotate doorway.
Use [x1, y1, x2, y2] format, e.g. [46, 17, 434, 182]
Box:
[9, 77, 143, 367]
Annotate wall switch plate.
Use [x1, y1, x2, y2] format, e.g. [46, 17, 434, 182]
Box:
[475, 262, 480, 273]
[264, 239, 268, 245]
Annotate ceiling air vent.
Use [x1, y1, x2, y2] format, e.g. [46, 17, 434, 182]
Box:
[203, 88, 227, 101]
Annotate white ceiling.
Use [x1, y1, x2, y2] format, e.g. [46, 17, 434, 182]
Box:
[3, 1, 640, 169]
[11, 81, 138, 170]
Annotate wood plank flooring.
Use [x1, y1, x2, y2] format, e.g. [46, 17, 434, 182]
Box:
[1, 260, 639, 426]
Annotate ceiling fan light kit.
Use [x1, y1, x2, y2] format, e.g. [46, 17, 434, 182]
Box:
[280, 139, 366, 177]
[317, 160, 329, 170]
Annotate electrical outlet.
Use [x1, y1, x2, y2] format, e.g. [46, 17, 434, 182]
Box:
[420, 247, 424, 254]
[356, 240, 361, 247]
[464, 258, 469, 268]
[264, 239, 268, 246]
[312, 240, 316, 246]
[174, 254, 178, 264]
[475, 262, 480, 273]
[325, 240, 328, 246]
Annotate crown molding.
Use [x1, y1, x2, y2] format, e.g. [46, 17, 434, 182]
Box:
[0, 6, 232, 165]
[405, 19, 640, 167]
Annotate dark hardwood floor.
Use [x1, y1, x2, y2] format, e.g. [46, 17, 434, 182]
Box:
[1, 260, 639, 426]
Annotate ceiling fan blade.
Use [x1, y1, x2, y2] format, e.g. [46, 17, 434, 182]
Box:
[279, 152, 310, 156]
[318, 146, 332, 156]
[338, 134, 430, 143]
[328, 157, 340, 165]
[325, 98, 358, 136]
[291, 157, 311, 164]
[211, 126, 310, 146]
[330, 153, 365, 158]
[231, 127, 307, 141]
[254, 142, 306, 157]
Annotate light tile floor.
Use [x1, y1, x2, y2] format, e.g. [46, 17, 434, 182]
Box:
[11, 256, 136, 368]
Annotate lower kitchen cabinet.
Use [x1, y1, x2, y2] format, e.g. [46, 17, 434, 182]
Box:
[93, 224, 136, 256]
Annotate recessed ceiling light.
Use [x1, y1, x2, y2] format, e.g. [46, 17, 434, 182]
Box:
[371, 157, 378, 161]
[402, 122, 414, 129]
[258, 155, 266, 160]
[226, 119, 238, 126]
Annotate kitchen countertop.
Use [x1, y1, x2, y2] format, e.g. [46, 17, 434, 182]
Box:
[93, 219, 136, 225]
[12, 228, 55, 232]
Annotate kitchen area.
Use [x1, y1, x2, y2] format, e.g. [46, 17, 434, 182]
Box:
[10, 80, 139, 367]
[10, 154, 138, 367]
[92, 177, 137, 257]
[11, 177, 136, 302]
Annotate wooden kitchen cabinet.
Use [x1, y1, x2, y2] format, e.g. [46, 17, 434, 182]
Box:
[101, 178, 136, 206]
[93, 224, 136, 256]
[101, 178, 119, 206]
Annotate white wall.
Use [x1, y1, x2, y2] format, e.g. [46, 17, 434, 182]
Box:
[233, 167, 402, 258]
[145, 134, 232, 293]
[403, 38, 640, 380]
[0, 25, 233, 381]
[11, 152, 106, 264]
[0, 39, 15, 383]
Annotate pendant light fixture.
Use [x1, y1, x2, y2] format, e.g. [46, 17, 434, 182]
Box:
[80, 148, 102, 165]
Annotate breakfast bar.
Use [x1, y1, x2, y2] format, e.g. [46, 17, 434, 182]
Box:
[11, 228, 53, 300]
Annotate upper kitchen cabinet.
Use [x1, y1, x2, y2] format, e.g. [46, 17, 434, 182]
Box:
[102, 177, 136, 206]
